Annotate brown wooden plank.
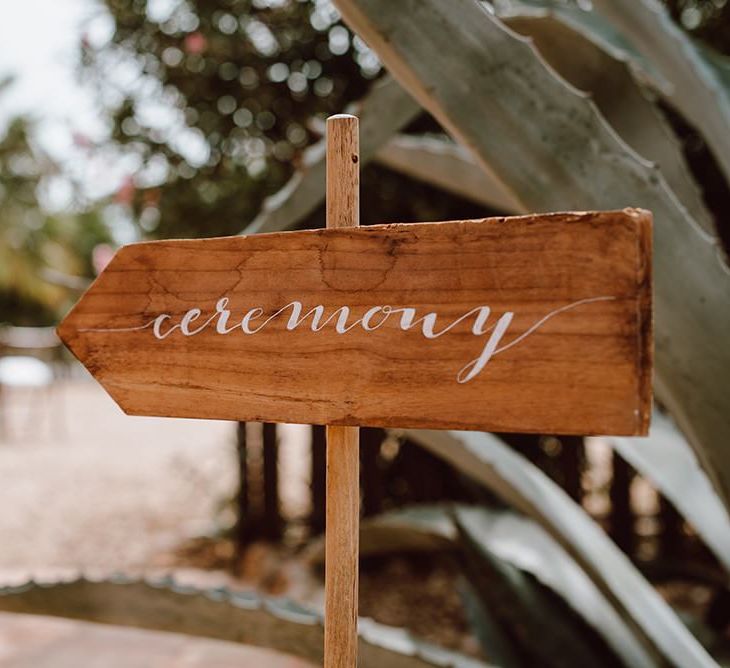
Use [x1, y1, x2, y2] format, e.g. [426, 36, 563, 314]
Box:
[57, 208, 652, 436]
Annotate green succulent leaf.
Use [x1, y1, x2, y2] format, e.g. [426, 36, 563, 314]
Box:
[400, 429, 717, 667]
[610, 411, 730, 573]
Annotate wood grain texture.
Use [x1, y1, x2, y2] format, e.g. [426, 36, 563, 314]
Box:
[325, 425, 359, 668]
[57, 208, 653, 436]
[324, 114, 360, 668]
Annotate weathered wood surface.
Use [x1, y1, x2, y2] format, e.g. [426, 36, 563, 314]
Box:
[323, 114, 360, 668]
[57, 209, 652, 436]
[325, 424, 360, 667]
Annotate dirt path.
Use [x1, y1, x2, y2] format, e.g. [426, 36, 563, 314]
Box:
[0, 375, 479, 663]
[0, 612, 313, 667]
[0, 378, 323, 666]
[0, 378, 236, 574]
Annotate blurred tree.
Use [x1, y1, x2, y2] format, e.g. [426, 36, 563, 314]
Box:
[0, 80, 111, 326]
[83, 0, 376, 238]
[82, 0, 486, 241]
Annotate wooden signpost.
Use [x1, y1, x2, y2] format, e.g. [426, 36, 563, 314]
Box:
[57, 114, 653, 667]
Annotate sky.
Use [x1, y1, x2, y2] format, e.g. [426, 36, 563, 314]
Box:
[0, 0, 203, 221]
[0, 0, 110, 150]
[0, 0, 134, 214]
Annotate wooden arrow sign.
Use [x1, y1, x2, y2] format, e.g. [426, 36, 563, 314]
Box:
[57, 113, 652, 668]
[58, 208, 652, 436]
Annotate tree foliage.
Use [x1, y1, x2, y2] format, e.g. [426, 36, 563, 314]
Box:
[85, 0, 374, 238]
[0, 82, 109, 325]
[82, 0, 488, 240]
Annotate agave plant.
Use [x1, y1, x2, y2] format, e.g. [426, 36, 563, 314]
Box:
[247, 0, 730, 664]
[4, 1, 730, 666]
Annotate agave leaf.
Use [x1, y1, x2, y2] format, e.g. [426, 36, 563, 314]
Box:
[304, 504, 457, 564]
[245, 75, 420, 234]
[455, 509, 626, 668]
[375, 134, 523, 213]
[589, 0, 730, 184]
[356, 11, 712, 232]
[499, 0, 730, 111]
[349, 503, 458, 556]
[0, 576, 488, 668]
[499, 11, 715, 235]
[458, 577, 523, 668]
[456, 506, 656, 668]
[698, 43, 730, 93]
[333, 0, 730, 512]
[357, 504, 656, 667]
[608, 411, 730, 573]
[493, 0, 666, 89]
[402, 429, 717, 667]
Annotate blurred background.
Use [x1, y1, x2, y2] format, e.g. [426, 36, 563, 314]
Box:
[1, 1, 729, 666]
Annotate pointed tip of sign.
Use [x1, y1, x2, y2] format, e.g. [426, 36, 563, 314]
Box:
[55, 317, 72, 350]
[56, 321, 82, 370]
[56, 301, 89, 371]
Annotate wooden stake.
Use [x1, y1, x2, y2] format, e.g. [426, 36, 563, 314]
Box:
[324, 114, 360, 668]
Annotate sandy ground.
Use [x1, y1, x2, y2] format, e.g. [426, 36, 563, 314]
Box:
[0, 376, 237, 573]
[0, 374, 481, 664]
[0, 376, 322, 665]
[0, 612, 313, 668]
